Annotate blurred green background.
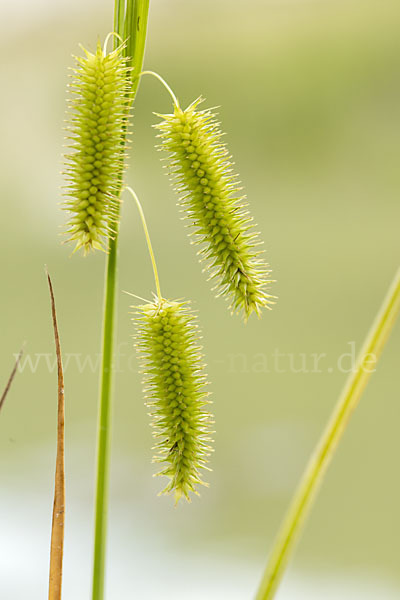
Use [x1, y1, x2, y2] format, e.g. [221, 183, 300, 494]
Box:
[0, 0, 399, 598]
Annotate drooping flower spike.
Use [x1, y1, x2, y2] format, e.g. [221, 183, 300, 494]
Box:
[134, 297, 214, 504]
[155, 95, 275, 320]
[63, 38, 132, 253]
[126, 187, 214, 503]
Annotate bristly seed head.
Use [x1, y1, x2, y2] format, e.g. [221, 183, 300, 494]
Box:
[63, 40, 132, 254]
[156, 98, 275, 320]
[133, 297, 214, 504]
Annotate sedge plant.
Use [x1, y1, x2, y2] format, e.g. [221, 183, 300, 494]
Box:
[59, 0, 400, 599]
[62, 2, 150, 598]
[62, 3, 274, 594]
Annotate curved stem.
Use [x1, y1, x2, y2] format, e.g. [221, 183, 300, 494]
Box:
[125, 186, 162, 300]
[140, 70, 179, 107]
[92, 3, 150, 600]
[103, 31, 123, 56]
[256, 267, 400, 600]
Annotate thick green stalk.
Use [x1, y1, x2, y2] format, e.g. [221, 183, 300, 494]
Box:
[256, 268, 400, 600]
[127, 0, 150, 95]
[92, 2, 150, 600]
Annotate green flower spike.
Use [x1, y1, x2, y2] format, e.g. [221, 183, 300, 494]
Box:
[126, 186, 214, 504]
[63, 39, 132, 254]
[155, 97, 275, 320]
[134, 298, 213, 503]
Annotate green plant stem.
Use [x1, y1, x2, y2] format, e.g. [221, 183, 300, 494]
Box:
[255, 267, 400, 600]
[127, 0, 150, 95]
[92, 2, 150, 600]
[92, 238, 118, 600]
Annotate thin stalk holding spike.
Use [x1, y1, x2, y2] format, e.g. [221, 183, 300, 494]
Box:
[103, 32, 123, 55]
[125, 186, 162, 299]
[255, 268, 400, 600]
[92, 2, 150, 600]
[139, 71, 180, 107]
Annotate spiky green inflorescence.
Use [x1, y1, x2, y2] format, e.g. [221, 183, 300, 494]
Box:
[156, 98, 275, 320]
[63, 41, 131, 253]
[134, 297, 213, 503]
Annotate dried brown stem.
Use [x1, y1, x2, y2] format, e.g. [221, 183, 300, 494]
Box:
[0, 346, 24, 413]
[47, 271, 65, 600]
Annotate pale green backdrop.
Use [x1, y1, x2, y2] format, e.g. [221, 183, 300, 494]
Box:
[0, 0, 399, 598]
